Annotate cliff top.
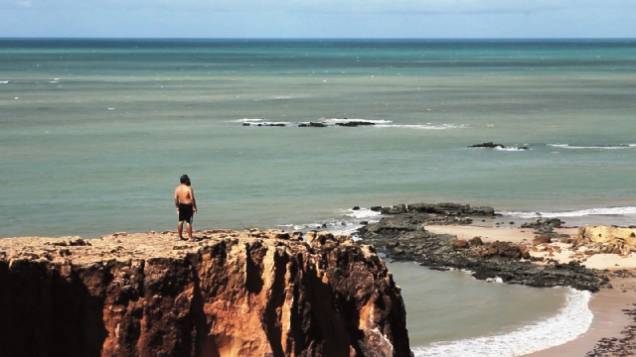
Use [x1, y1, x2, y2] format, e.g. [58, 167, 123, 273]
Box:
[0, 229, 354, 266]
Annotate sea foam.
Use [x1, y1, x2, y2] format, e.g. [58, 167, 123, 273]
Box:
[322, 118, 393, 125]
[345, 207, 382, 220]
[375, 123, 467, 130]
[412, 288, 592, 357]
[235, 118, 266, 123]
[549, 143, 636, 150]
[493, 146, 528, 152]
[500, 206, 636, 219]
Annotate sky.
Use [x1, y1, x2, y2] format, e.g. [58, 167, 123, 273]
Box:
[1, 0, 635, 38]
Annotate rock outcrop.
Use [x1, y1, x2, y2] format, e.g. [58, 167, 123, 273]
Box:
[357, 203, 605, 291]
[0, 230, 411, 357]
[574, 225, 636, 256]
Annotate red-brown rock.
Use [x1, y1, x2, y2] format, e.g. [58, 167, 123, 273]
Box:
[0, 231, 412, 357]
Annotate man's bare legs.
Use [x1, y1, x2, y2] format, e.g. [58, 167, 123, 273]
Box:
[186, 222, 193, 240]
[177, 221, 184, 240]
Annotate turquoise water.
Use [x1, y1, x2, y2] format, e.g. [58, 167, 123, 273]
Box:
[2, 39, 636, 237]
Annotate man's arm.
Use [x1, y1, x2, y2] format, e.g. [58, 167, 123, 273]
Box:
[191, 187, 198, 212]
[174, 188, 180, 210]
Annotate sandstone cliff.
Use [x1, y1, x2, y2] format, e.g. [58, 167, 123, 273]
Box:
[0, 230, 411, 357]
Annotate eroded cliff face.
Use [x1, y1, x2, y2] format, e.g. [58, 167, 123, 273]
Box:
[0, 230, 411, 357]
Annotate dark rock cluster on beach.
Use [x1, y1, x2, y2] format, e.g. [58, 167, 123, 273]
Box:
[356, 203, 606, 291]
[586, 304, 636, 357]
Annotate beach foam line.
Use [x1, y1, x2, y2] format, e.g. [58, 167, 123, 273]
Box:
[549, 144, 636, 150]
[412, 288, 592, 357]
[500, 206, 636, 219]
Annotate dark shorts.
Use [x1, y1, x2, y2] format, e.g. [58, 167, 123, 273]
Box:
[178, 204, 193, 223]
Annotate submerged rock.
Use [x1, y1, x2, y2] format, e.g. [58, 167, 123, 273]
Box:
[470, 142, 505, 149]
[298, 122, 328, 128]
[0, 230, 412, 357]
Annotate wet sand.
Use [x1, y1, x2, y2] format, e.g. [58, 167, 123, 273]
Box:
[526, 277, 636, 356]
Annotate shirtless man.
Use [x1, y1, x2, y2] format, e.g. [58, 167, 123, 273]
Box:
[174, 174, 197, 240]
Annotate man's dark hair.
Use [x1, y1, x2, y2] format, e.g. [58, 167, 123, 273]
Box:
[180, 174, 191, 186]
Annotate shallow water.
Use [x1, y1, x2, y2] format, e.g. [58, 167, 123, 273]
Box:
[1, 39, 636, 236]
[387, 262, 591, 356]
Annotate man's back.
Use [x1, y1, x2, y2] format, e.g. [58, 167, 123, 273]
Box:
[175, 184, 193, 205]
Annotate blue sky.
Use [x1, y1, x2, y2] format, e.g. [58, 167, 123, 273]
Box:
[1, 0, 635, 38]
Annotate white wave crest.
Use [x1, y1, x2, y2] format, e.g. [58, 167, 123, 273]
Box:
[494, 146, 528, 152]
[413, 289, 592, 357]
[322, 118, 393, 125]
[345, 207, 382, 220]
[500, 206, 636, 219]
[234, 118, 265, 123]
[375, 123, 467, 130]
[549, 144, 636, 150]
[0, 80, 9, 84]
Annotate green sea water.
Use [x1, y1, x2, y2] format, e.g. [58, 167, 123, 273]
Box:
[2, 39, 636, 237]
[0, 39, 621, 354]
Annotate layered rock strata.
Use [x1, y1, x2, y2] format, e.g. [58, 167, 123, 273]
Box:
[0, 230, 411, 357]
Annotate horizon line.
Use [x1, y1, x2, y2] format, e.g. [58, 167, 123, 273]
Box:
[1, 36, 636, 41]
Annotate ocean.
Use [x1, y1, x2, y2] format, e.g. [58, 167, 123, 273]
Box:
[1, 39, 635, 355]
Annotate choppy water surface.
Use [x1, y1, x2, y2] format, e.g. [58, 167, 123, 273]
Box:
[2, 39, 636, 237]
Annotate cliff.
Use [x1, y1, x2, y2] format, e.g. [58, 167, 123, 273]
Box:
[0, 230, 411, 357]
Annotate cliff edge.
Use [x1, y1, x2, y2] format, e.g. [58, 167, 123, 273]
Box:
[0, 230, 411, 357]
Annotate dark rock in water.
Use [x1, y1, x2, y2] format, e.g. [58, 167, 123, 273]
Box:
[521, 218, 565, 233]
[357, 202, 605, 292]
[470, 142, 505, 149]
[335, 121, 375, 127]
[352, 206, 360, 211]
[381, 204, 408, 215]
[379, 202, 495, 219]
[469, 142, 529, 151]
[299, 122, 327, 128]
[360, 221, 368, 225]
[244, 122, 287, 127]
[370, 206, 382, 212]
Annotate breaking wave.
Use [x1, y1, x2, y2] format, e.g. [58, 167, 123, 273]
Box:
[549, 144, 636, 150]
[500, 206, 636, 219]
[413, 289, 592, 357]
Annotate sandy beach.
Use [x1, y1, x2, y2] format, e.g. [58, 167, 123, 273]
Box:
[527, 276, 636, 356]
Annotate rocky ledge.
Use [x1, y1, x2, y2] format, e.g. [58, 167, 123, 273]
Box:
[357, 203, 606, 291]
[0, 230, 411, 357]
